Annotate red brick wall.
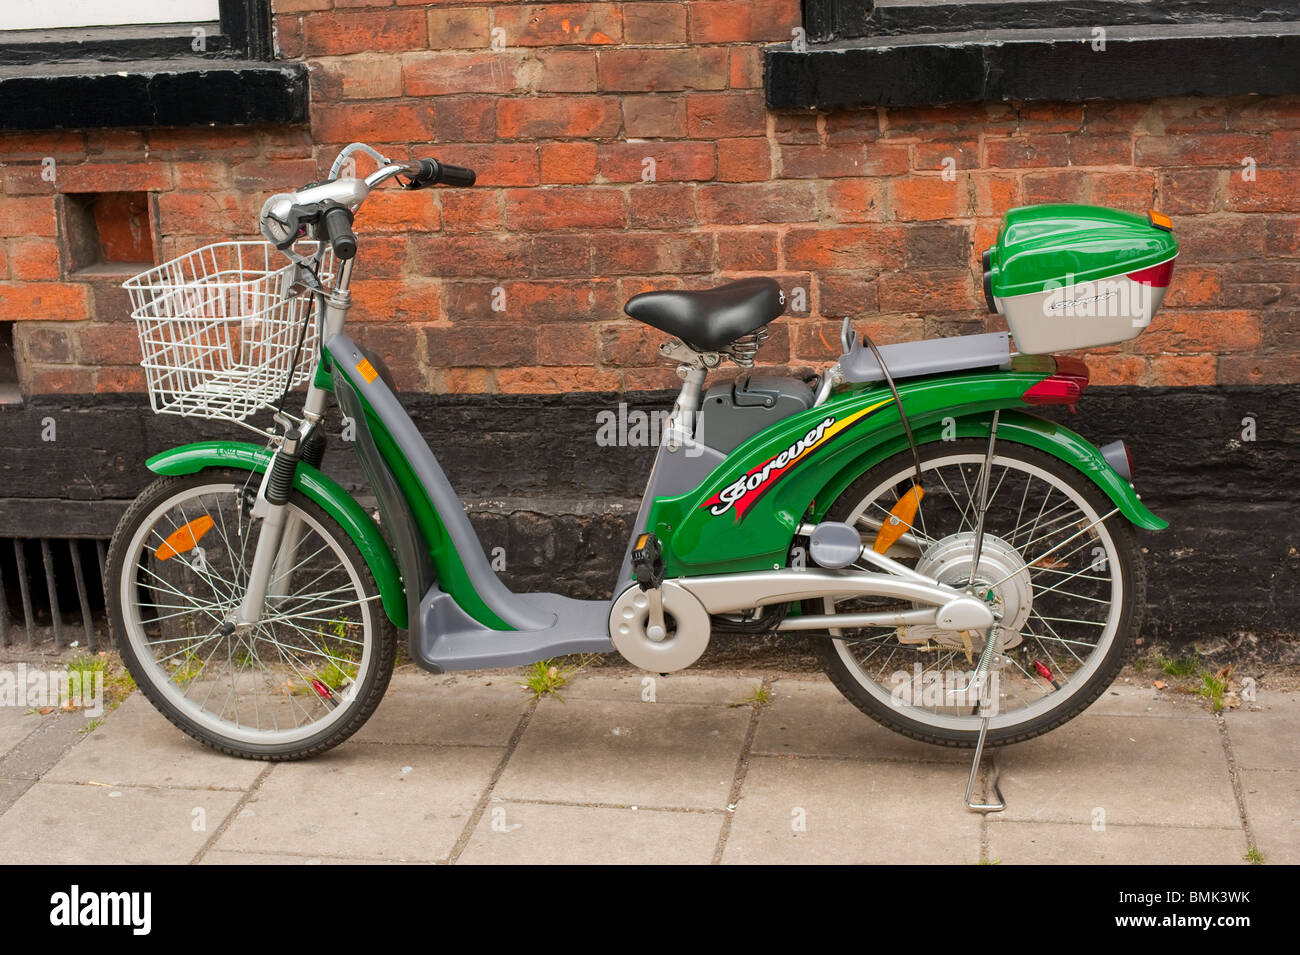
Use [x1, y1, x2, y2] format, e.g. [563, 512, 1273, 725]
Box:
[1, 1, 1298, 395]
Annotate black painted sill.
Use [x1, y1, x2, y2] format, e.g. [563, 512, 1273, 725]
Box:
[0, 23, 230, 65]
[0, 57, 309, 131]
[766, 20, 1300, 109]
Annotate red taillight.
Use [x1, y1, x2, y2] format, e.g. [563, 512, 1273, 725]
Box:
[1023, 356, 1090, 406]
[1023, 377, 1085, 405]
[1126, 260, 1176, 287]
[1124, 443, 1135, 479]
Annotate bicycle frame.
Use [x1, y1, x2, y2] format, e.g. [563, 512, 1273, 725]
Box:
[145, 149, 1167, 674]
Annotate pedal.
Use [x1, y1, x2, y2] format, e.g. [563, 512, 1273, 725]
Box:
[631, 533, 668, 642]
[631, 533, 665, 590]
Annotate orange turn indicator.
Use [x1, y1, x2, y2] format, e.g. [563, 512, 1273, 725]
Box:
[871, 485, 924, 554]
[154, 515, 214, 561]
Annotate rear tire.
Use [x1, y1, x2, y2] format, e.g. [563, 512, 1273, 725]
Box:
[809, 439, 1146, 748]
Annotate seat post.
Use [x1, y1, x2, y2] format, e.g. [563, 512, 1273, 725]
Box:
[671, 365, 707, 437]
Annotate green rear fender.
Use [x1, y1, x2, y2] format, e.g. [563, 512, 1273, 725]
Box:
[651, 372, 1166, 577]
[813, 409, 1167, 530]
[145, 441, 408, 629]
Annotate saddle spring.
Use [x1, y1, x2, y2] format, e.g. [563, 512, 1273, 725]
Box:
[723, 328, 768, 368]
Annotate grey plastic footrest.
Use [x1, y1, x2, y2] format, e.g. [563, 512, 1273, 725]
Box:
[416, 585, 614, 672]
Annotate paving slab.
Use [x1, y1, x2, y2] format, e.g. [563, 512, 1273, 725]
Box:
[495, 697, 751, 809]
[561, 671, 762, 706]
[0, 777, 33, 810]
[458, 800, 723, 865]
[722, 756, 982, 864]
[0, 781, 242, 864]
[755, 678, 967, 763]
[987, 819, 1247, 865]
[1239, 769, 1300, 865]
[996, 713, 1240, 828]
[351, 671, 531, 746]
[0, 705, 45, 754]
[1085, 682, 1212, 718]
[1224, 698, 1300, 771]
[44, 694, 264, 790]
[201, 849, 405, 865]
[214, 742, 500, 863]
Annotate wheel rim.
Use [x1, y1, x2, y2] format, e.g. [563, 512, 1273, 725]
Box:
[826, 450, 1124, 733]
[119, 481, 377, 747]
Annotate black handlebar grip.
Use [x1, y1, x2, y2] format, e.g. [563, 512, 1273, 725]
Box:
[321, 205, 357, 260]
[411, 158, 476, 188]
[435, 163, 476, 187]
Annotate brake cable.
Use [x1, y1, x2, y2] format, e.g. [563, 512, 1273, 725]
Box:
[860, 330, 926, 506]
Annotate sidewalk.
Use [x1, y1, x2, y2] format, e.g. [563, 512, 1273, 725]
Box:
[0, 664, 1294, 865]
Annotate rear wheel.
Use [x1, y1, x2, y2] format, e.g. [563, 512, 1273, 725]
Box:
[811, 439, 1145, 747]
[106, 468, 397, 760]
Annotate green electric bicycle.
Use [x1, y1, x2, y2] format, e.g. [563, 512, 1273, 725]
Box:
[107, 143, 1178, 801]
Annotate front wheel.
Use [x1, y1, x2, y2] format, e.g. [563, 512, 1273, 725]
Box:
[810, 439, 1146, 747]
[106, 468, 397, 760]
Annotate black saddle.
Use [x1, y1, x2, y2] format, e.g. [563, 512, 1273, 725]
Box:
[624, 278, 785, 352]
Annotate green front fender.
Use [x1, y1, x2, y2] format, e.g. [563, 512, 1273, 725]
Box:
[813, 409, 1168, 531]
[146, 441, 408, 629]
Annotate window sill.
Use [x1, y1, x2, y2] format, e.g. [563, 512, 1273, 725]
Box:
[765, 20, 1300, 109]
[0, 57, 308, 130]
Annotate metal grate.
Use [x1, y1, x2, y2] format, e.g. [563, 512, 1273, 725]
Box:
[0, 538, 107, 651]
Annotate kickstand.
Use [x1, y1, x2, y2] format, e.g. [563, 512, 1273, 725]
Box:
[955, 620, 1007, 813]
[964, 712, 1006, 813]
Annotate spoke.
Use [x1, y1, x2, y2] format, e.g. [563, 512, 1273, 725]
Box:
[1026, 613, 1090, 665]
[1022, 484, 1055, 548]
[930, 466, 973, 532]
[182, 629, 230, 703]
[1015, 508, 1092, 554]
[1031, 564, 1112, 585]
[993, 508, 1119, 590]
[135, 562, 228, 628]
[1031, 613, 1108, 629]
[983, 463, 1012, 514]
[153, 628, 223, 666]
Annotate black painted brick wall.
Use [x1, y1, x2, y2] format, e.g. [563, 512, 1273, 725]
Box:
[1, 385, 1297, 650]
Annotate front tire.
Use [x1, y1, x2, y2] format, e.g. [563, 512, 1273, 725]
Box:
[106, 468, 397, 760]
[810, 439, 1146, 747]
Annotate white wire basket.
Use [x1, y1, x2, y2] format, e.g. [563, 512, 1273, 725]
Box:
[124, 241, 333, 423]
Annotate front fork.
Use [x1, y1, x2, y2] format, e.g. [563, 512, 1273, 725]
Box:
[230, 417, 312, 628]
[228, 276, 350, 630]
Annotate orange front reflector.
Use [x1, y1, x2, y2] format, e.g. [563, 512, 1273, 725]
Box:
[871, 485, 924, 554]
[155, 515, 214, 561]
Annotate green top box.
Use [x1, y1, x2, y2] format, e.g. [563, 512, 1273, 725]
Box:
[988, 204, 1179, 299]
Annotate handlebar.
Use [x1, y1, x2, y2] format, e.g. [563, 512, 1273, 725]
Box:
[260, 144, 476, 264]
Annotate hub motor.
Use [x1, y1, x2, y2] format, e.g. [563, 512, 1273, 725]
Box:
[898, 531, 1033, 652]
